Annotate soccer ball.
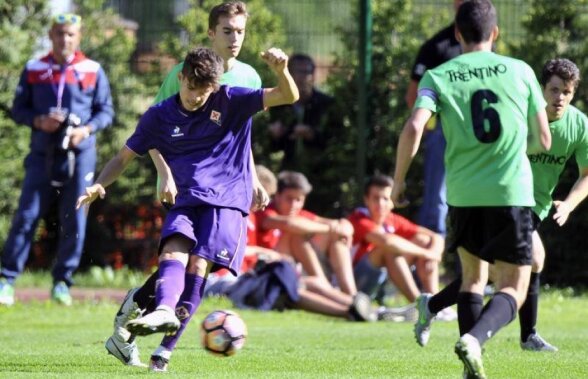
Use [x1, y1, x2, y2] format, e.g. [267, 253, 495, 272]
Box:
[201, 310, 247, 356]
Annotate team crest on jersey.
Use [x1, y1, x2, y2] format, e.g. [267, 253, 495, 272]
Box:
[171, 126, 184, 138]
[210, 110, 222, 126]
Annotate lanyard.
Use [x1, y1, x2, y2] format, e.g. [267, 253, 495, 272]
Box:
[48, 56, 75, 109]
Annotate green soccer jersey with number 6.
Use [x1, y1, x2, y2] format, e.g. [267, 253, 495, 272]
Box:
[415, 51, 546, 207]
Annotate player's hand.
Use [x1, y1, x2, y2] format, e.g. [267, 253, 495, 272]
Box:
[390, 181, 410, 208]
[552, 200, 572, 226]
[76, 184, 106, 210]
[34, 114, 62, 133]
[250, 183, 269, 212]
[260, 48, 288, 73]
[158, 175, 178, 207]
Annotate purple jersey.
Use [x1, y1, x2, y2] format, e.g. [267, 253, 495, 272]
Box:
[126, 85, 264, 213]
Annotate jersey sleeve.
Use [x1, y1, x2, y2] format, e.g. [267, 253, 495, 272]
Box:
[414, 71, 439, 113]
[227, 86, 265, 119]
[125, 109, 157, 155]
[153, 63, 183, 104]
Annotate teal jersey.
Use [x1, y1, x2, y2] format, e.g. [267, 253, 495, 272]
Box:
[529, 105, 588, 219]
[153, 60, 262, 103]
[415, 51, 546, 207]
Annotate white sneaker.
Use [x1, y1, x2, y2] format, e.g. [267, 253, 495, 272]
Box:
[105, 335, 147, 367]
[455, 334, 486, 379]
[113, 288, 143, 341]
[414, 293, 435, 346]
[126, 307, 180, 336]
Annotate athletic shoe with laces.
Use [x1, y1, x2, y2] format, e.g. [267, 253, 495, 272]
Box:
[149, 355, 169, 372]
[0, 278, 15, 306]
[126, 307, 180, 336]
[51, 281, 72, 306]
[105, 335, 147, 367]
[113, 288, 143, 342]
[455, 334, 486, 379]
[414, 293, 435, 346]
[521, 333, 558, 352]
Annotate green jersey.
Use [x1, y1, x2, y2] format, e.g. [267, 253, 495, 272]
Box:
[415, 51, 546, 207]
[153, 59, 262, 103]
[529, 105, 588, 219]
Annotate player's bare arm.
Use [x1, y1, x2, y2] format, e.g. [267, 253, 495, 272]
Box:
[148, 149, 177, 205]
[553, 166, 588, 226]
[527, 109, 551, 154]
[76, 146, 137, 209]
[392, 107, 433, 203]
[261, 48, 299, 108]
[261, 214, 332, 236]
[250, 152, 269, 211]
[364, 229, 441, 261]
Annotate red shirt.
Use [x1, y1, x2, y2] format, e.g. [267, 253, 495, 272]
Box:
[255, 202, 318, 249]
[348, 208, 418, 265]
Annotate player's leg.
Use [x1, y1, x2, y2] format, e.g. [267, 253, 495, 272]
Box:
[321, 219, 357, 295]
[379, 247, 420, 302]
[150, 207, 247, 372]
[285, 233, 330, 285]
[519, 231, 557, 351]
[126, 235, 189, 336]
[454, 247, 488, 379]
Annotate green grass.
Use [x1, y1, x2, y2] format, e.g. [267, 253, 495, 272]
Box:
[0, 292, 586, 378]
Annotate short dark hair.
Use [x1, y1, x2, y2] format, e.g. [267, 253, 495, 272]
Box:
[277, 171, 313, 195]
[181, 47, 224, 90]
[455, 0, 497, 44]
[364, 175, 394, 196]
[288, 53, 316, 72]
[541, 58, 581, 89]
[208, 1, 248, 30]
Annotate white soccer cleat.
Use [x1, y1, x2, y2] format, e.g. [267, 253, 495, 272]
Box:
[113, 288, 143, 341]
[414, 293, 435, 346]
[105, 335, 147, 367]
[455, 334, 486, 379]
[126, 307, 180, 336]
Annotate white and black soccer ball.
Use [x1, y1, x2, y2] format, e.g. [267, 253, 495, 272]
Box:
[201, 310, 247, 356]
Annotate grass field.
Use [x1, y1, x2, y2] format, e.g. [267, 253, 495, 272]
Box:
[0, 291, 586, 378]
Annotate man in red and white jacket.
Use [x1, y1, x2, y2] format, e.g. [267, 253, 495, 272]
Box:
[0, 13, 113, 306]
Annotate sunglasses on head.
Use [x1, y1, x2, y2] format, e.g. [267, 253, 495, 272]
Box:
[53, 13, 82, 25]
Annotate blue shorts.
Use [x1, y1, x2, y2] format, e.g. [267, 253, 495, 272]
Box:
[160, 206, 247, 276]
[353, 254, 387, 297]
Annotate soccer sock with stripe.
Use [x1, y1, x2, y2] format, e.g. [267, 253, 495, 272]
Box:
[155, 260, 185, 311]
[519, 272, 540, 342]
[457, 291, 484, 336]
[160, 274, 206, 351]
[469, 291, 517, 345]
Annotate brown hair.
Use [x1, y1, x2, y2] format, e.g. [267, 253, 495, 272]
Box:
[541, 58, 581, 90]
[181, 47, 224, 90]
[208, 1, 249, 30]
[277, 171, 313, 195]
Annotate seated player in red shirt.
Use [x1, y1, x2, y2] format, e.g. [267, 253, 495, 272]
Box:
[256, 171, 358, 296]
[348, 174, 444, 303]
